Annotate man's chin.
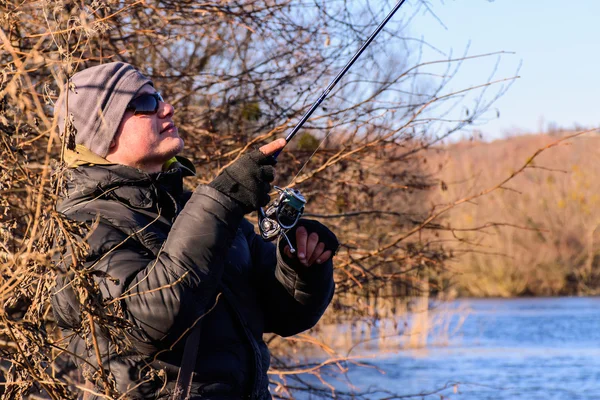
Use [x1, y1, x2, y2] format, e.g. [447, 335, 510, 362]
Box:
[172, 138, 185, 156]
[163, 139, 185, 160]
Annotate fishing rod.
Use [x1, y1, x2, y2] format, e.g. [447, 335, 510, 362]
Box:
[273, 0, 407, 158]
[259, 0, 408, 249]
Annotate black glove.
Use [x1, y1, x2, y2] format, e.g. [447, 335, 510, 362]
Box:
[208, 150, 276, 214]
[278, 219, 340, 263]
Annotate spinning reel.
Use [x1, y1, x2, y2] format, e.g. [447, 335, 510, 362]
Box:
[258, 187, 306, 253]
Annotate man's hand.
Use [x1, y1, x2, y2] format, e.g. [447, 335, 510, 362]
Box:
[283, 226, 333, 266]
[208, 138, 286, 214]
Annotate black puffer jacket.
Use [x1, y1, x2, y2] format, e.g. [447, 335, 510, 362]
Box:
[52, 154, 335, 399]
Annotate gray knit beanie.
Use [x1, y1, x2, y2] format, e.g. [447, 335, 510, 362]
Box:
[54, 62, 153, 157]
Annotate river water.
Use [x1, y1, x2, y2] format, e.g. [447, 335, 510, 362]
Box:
[295, 297, 600, 399]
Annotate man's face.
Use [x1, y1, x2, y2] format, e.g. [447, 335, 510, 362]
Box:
[106, 84, 184, 172]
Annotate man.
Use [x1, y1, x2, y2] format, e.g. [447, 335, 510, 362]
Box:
[52, 62, 337, 399]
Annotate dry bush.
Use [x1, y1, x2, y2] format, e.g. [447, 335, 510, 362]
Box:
[0, 0, 517, 398]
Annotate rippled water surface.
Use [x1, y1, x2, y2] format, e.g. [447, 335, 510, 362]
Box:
[296, 297, 600, 399]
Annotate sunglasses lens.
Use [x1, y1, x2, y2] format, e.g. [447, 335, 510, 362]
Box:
[127, 93, 162, 115]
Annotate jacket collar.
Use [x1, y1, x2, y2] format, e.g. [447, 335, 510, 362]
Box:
[64, 144, 196, 177]
[60, 146, 194, 215]
[64, 145, 114, 167]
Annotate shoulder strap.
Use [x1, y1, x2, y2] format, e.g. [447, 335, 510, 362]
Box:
[171, 323, 202, 400]
[171, 288, 228, 399]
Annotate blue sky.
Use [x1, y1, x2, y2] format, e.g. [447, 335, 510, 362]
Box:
[402, 0, 600, 140]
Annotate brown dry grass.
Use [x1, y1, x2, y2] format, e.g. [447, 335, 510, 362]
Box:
[427, 132, 600, 297]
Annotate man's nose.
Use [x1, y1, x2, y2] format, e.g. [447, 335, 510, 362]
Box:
[158, 101, 175, 119]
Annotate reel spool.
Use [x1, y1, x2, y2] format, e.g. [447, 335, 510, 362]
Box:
[259, 186, 306, 253]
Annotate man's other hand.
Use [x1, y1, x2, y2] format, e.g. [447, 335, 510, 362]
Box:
[282, 220, 339, 267]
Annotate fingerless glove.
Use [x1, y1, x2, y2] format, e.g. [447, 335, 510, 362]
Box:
[208, 150, 276, 214]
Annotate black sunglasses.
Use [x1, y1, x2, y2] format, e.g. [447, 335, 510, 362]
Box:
[126, 92, 164, 115]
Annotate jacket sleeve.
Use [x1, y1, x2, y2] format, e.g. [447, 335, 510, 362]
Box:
[240, 220, 335, 337]
[53, 185, 244, 344]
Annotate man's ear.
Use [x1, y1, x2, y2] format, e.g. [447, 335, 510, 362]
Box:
[109, 139, 116, 149]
